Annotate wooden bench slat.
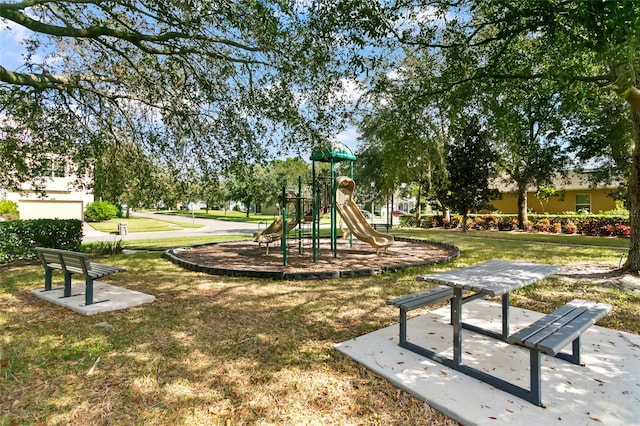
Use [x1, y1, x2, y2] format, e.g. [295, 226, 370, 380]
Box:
[63, 266, 85, 275]
[41, 252, 62, 265]
[62, 257, 89, 272]
[44, 262, 64, 270]
[88, 264, 126, 278]
[532, 305, 611, 355]
[90, 263, 125, 272]
[500, 298, 612, 406]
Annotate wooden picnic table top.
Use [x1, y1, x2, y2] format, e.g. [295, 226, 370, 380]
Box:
[416, 260, 561, 297]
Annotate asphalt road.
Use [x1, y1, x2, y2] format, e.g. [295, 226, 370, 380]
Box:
[82, 211, 263, 243]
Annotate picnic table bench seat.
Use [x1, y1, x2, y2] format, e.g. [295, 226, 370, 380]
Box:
[387, 286, 454, 345]
[506, 298, 612, 406]
[35, 247, 126, 306]
[387, 286, 454, 311]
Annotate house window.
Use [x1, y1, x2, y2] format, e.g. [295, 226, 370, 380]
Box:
[53, 159, 66, 177]
[39, 158, 53, 177]
[575, 194, 591, 213]
[39, 158, 67, 178]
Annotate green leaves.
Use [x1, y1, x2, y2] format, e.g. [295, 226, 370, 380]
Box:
[1, 0, 350, 190]
[445, 114, 498, 224]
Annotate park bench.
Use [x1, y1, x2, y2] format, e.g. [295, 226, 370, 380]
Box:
[35, 247, 126, 306]
[387, 286, 454, 345]
[372, 223, 390, 232]
[506, 298, 612, 405]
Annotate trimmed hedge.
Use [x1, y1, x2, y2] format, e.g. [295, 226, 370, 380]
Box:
[0, 219, 83, 263]
[398, 213, 631, 238]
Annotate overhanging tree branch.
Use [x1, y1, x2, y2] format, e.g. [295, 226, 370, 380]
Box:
[0, 3, 266, 54]
[0, 65, 81, 89]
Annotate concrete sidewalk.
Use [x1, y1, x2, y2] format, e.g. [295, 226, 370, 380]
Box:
[82, 211, 261, 243]
[335, 299, 640, 426]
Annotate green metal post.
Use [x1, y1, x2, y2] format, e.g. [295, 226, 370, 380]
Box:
[281, 186, 287, 266]
[349, 160, 354, 248]
[298, 175, 303, 254]
[331, 160, 337, 258]
[312, 162, 317, 262]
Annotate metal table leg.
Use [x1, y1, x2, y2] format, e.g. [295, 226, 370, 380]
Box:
[501, 293, 510, 338]
[452, 288, 463, 366]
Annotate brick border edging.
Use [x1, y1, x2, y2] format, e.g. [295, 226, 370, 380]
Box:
[163, 237, 460, 281]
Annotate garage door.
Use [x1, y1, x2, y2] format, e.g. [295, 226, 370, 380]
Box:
[19, 200, 84, 220]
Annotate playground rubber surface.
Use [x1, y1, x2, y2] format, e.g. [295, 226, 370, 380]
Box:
[165, 237, 459, 280]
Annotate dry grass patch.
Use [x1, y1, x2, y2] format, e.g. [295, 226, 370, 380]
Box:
[1, 254, 455, 425]
[2, 231, 637, 425]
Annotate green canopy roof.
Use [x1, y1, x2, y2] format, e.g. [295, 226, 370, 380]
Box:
[310, 141, 356, 162]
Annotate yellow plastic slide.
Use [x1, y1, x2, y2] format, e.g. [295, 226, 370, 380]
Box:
[335, 176, 394, 251]
[252, 216, 297, 254]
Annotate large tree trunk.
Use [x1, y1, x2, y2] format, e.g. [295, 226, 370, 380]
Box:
[517, 184, 528, 230]
[625, 106, 640, 271]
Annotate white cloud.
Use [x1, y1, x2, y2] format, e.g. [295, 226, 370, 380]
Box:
[0, 18, 66, 71]
[394, 5, 452, 34]
[328, 78, 365, 106]
[335, 127, 360, 151]
[1, 19, 29, 41]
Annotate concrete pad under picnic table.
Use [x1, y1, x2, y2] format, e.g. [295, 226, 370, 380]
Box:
[31, 281, 155, 315]
[335, 299, 640, 426]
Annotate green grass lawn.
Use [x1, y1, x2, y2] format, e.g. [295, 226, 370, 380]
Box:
[87, 217, 204, 233]
[165, 209, 333, 224]
[1, 229, 637, 425]
[163, 209, 276, 223]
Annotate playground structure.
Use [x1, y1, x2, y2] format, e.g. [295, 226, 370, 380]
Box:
[167, 143, 459, 279]
[254, 141, 395, 265]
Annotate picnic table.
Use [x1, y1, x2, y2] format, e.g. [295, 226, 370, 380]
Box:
[388, 260, 611, 406]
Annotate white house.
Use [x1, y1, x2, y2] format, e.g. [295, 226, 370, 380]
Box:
[2, 157, 93, 220]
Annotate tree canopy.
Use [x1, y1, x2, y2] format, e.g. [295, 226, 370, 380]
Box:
[0, 0, 350, 190]
[328, 0, 640, 268]
[5, 0, 640, 268]
[445, 114, 498, 231]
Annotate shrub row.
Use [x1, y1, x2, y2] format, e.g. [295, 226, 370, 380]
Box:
[399, 213, 631, 238]
[0, 219, 83, 263]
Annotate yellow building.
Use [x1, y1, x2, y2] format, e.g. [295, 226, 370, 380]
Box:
[490, 171, 619, 214]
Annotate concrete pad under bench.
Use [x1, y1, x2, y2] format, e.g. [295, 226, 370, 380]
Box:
[335, 299, 640, 426]
[31, 281, 155, 315]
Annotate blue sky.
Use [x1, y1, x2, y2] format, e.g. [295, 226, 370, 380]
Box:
[0, 20, 29, 71]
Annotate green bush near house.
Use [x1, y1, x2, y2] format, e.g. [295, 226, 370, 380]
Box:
[0, 200, 19, 220]
[84, 201, 119, 222]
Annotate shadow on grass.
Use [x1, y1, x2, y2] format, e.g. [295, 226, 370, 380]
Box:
[2, 239, 633, 425]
